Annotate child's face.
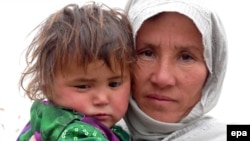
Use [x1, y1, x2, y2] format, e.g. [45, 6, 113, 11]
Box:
[52, 60, 131, 128]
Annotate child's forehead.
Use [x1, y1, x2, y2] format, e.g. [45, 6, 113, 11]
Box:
[56, 58, 128, 74]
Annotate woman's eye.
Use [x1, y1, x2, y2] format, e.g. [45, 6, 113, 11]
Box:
[109, 82, 121, 87]
[138, 50, 153, 57]
[180, 53, 194, 61]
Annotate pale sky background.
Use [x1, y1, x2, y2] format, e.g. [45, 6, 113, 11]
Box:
[0, 0, 249, 140]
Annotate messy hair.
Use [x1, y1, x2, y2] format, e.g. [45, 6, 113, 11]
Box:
[20, 2, 135, 100]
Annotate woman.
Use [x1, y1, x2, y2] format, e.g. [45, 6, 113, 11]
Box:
[122, 0, 228, 140]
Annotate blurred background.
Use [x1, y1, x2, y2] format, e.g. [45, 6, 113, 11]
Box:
[0, 0, 249, 140]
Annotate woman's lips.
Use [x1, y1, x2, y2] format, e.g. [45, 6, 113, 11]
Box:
[146, 94, 176, 102]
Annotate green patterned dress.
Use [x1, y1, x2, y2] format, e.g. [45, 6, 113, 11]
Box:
[17, 100, 130, 141]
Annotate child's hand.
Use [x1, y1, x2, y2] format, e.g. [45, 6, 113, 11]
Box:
[29, 135, 36, 141]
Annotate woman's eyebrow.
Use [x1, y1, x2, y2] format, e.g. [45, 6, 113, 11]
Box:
[174, 45, 204, 52]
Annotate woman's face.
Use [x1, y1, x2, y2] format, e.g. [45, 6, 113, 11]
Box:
[133, 12, 208, 123]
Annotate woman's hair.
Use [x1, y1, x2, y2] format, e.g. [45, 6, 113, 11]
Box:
[20, 2, 135, 100]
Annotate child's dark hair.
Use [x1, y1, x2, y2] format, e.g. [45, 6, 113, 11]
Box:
[20, 2, 135, 100]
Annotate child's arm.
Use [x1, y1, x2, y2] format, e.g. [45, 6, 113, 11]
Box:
[26, 121, 109, 141]
[57, 121, 109, 141]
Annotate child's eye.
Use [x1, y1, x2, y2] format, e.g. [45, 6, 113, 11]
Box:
[75, 85, 90, 89]
[108, 82, 121, 88]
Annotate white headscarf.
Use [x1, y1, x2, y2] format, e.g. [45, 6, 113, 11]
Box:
[124, 0, 228, 140]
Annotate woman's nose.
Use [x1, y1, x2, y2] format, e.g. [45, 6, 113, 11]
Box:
[150, 60, 176, 88]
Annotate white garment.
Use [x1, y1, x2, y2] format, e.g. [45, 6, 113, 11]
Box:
[122, 0, 228, 140]
[120, 98, 226, 141]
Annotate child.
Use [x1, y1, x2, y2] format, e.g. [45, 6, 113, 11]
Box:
[17, 2, 135, 141]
